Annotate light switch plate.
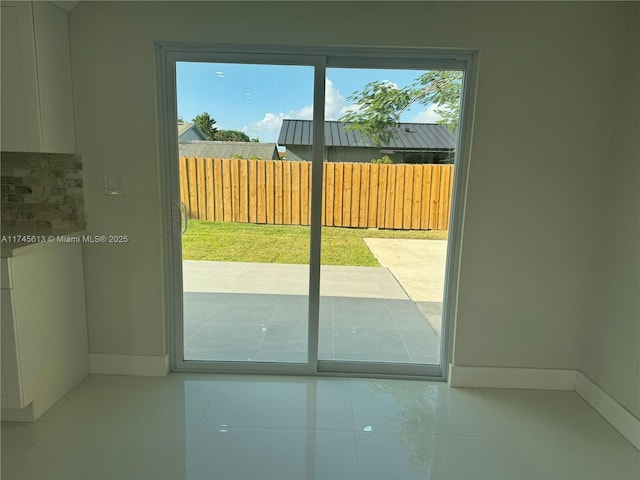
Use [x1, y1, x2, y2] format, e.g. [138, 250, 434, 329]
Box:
[104, 173, 123, 195]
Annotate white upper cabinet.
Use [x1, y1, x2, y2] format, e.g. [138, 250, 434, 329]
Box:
[1, 1, 76, 153]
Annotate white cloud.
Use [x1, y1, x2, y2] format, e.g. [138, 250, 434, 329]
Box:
[409, 104, 447, 123]
[294, 104, 314, 120]
[324, 78, 349, 120]
[380, 80, 399, 90]
[244, 78, 352, 140]
[244, 105, 310, 140]
[247, 112, 287, 134]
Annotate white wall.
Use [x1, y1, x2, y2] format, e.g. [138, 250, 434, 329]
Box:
[68, 2, 637, 380]
[579, 9, 639, 419]
[70, 1, 166, 356]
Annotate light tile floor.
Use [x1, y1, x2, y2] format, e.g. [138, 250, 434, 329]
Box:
[183, 261, 442, 364]
[2, 374, 638, 479]
[184, 293, 440, 364]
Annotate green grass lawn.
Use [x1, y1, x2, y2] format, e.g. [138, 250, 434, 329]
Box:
[182, 220, 447, 267]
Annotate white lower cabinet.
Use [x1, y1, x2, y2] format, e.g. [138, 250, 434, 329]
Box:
[1, 242, 88, 421]
[1, 289, 23, 410]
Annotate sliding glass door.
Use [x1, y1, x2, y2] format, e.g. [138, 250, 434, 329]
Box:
[157, 45, 475, 378]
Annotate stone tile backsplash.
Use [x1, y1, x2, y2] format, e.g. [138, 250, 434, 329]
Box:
[1, 152, 85, 234]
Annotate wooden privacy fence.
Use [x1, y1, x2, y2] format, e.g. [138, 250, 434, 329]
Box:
[179, 157, 454, 230]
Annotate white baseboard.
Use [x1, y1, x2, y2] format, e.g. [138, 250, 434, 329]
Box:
[575, 371, 640, 450]
[448, 365, 577, 390]
[1, 402, 35, 422]
[88, 353, 169, 377]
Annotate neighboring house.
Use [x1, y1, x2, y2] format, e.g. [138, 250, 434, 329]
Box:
[177, 121, 207, 141]
[178, 140, 280, 160]
[278, 119, 456, 164]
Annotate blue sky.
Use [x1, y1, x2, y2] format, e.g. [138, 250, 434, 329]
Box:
[177, 62, 446, 144]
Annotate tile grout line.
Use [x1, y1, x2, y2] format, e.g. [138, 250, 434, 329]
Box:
[348, 379, 363, 479]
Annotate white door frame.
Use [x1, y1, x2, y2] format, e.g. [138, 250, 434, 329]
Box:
[155, 43, 479, 380]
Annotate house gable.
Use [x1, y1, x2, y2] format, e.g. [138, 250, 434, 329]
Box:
[177, 122, 207, 141]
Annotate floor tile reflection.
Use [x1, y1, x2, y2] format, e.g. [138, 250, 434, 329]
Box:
[2, 374, 637, 480]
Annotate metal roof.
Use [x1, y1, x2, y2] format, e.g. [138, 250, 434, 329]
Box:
[178, 141, 280, 160]
[278, 120, 455, 150]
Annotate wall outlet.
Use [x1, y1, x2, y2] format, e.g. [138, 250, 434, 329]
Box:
[634, 358, 640, 379]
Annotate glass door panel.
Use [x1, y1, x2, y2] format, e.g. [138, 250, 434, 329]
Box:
[318, 67, 461, 365]
[177, 61, 314, 364]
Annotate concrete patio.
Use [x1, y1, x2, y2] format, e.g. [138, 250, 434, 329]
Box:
[182, 240, 447, 365]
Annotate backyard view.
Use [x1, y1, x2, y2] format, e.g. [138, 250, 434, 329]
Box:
[176, 60, 461, 368]
[182, 221, 446, 266]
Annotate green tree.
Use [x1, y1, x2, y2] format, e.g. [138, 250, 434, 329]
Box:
[339, 71, 462, 145]
[371, 155, 393, 164]
[213, 129, 251, 142]
[192, 112, 218, 140]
